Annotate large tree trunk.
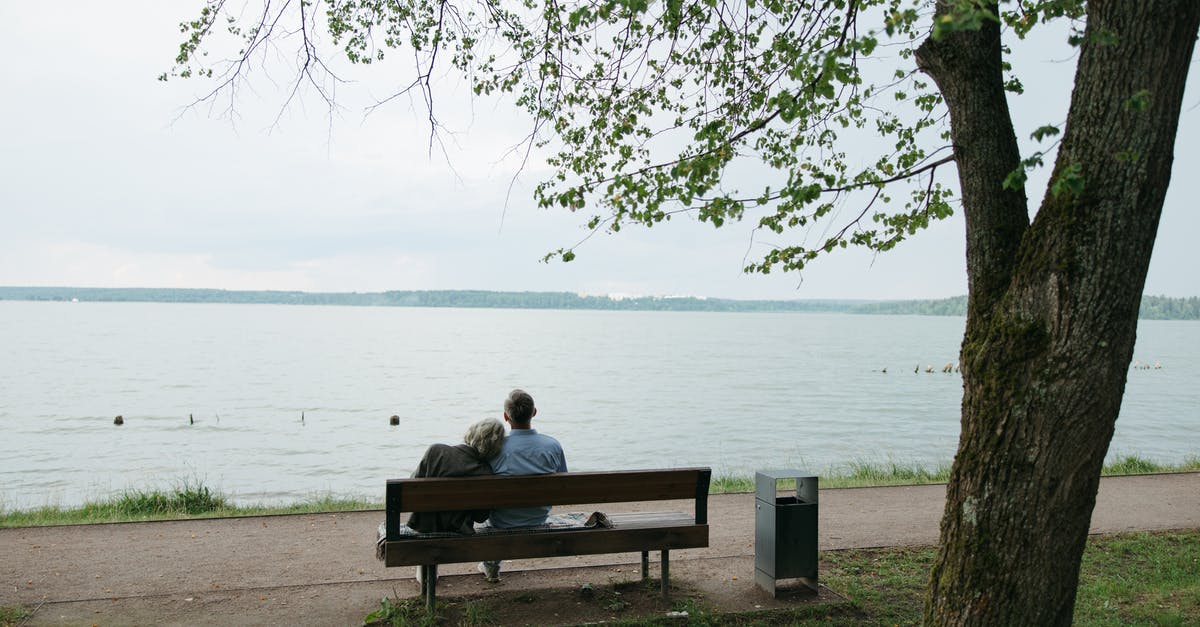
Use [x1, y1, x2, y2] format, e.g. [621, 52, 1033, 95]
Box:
[917, 2, 1200, 624]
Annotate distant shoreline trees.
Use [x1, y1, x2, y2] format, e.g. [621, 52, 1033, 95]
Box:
[1, 287, 1195, 320]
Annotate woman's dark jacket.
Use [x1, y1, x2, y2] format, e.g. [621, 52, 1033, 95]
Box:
[404, 443, 492, 534]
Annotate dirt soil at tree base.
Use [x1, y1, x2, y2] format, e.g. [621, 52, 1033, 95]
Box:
[3, 473, 1197, 626]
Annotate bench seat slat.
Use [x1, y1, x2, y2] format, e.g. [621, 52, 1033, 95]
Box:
[385, 524, 708, 566]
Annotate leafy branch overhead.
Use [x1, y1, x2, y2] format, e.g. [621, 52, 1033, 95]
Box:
[166, 0, 978, 273]
[165, 1, 1081, 273]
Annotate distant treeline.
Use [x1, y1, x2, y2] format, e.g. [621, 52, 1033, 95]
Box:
[0, 287, 1196, 319]
[0, 286, 861, 313]
[851, 295, 968, 317]
[855, 294, 1200, 320]
[1138, 295, 1200, 320]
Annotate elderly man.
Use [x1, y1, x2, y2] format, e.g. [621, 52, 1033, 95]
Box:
[478, 388, 567, 581]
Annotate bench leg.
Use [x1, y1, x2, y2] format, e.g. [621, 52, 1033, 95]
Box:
[422, 564, 437, 612]
[641, 551, 649, 581]
[660, 550, 670, 597]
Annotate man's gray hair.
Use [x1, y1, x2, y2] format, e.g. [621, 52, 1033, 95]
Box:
[464, 418, 506, 459]
[504, 388, 536, 425]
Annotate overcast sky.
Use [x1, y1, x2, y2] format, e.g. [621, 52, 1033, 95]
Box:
[1, 3, 1196, 300]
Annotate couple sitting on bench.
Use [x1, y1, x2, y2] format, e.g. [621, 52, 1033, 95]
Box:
[406, 388, 567, 583]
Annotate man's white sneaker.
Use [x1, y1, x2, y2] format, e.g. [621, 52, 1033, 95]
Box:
[477, 561, 501, 582]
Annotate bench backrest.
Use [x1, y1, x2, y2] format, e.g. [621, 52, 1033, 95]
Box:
[385, 468, 711, 541]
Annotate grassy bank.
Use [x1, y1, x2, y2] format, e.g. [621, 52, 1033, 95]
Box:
[3, 455, 1196, 528]
[710, 453, 1200, 493]
[0, 480, 375, 528]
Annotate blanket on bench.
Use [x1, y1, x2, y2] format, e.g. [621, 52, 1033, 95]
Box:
[375, 511, 613, 561]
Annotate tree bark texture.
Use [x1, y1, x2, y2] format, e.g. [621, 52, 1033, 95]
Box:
[918, 2, 1200, 624]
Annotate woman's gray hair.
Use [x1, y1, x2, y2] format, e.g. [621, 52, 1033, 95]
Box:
[463, 418, 506, 459]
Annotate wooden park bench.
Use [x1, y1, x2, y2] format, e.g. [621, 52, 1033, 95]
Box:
[381, 467, 712, 609]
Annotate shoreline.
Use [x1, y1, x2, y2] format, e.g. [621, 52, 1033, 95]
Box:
[3, 288, 1198, 319]
[4, 457, 1197, 528]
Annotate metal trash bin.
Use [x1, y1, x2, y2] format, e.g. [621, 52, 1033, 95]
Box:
[754, 469, 818, 596]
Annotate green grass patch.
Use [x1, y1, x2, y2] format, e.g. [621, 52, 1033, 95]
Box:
[710, 460, 951, 494]
[460, 598, 496, 626]
[1104, 454, 1168, 475]
[833, 459, 952, 488]
[1, 480, 227, 526]
[0, 605, 29, 627]
[1104, 453, 1200, 475]
[816, 529, 1200, 626]
[709, 455, 1199, 494]
[0, 483, 377, 528]
[1074, 530, 1200, 625]
[227, 494, 378, 517]
[822, 544, 933, 625]
[114, 480, 226, 515]
[709, 474, 758, 493]
[363, 595, 439, 627]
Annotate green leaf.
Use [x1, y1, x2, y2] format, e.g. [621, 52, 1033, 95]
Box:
[1002, 168, 1027, 191]
[1051, 162, 1085, 198]
[1124, 89, 1152, 112]
[1090, 28, 1120, 46]
[932, 2, 999, 40]
[1030, 125, 1060, 142]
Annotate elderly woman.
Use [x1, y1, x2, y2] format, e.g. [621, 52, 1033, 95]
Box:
[404, 417, 506, 535]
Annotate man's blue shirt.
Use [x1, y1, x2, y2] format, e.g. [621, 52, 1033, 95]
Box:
[488, 428, 567, 528]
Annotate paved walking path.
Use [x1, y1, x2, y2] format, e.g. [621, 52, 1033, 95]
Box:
[3, 473, 1197, 625]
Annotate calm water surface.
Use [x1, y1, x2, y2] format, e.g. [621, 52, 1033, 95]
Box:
[1, 301, 1196, 509]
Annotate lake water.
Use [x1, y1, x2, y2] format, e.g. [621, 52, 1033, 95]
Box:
[1, 301, 1196, 510]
